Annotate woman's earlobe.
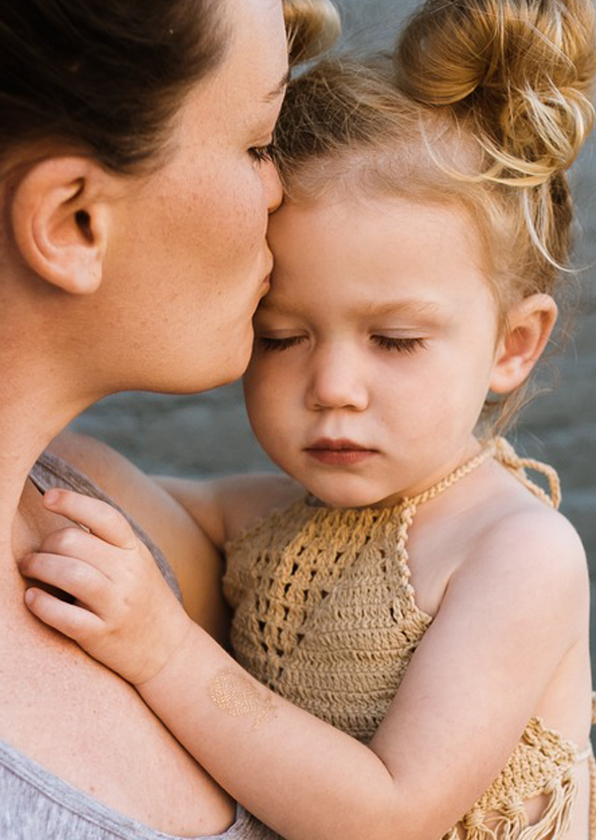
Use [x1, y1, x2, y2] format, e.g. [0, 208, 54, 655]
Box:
[490, 294, 558, 394]
[10, 156, 111, 295]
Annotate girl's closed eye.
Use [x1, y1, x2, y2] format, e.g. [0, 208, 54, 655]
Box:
[257, 334, 306, 352]
[372, 335, 427, 354]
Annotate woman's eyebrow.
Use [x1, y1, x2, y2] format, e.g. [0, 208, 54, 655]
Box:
[263, 69, 291, 103]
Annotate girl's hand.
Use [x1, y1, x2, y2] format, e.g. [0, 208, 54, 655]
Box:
[18, 488, 193, 685]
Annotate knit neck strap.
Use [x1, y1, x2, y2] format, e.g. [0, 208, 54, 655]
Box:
[404, 436, 561, 512]
[404, 441, 497, 510]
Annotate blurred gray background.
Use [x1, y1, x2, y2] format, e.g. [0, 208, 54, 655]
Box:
[73, 0, 596, 646]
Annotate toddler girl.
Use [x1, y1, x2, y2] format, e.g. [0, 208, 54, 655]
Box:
[19, 1, 596, 838]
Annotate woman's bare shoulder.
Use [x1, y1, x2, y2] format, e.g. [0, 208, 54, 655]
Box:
[48, 430, 179, 520]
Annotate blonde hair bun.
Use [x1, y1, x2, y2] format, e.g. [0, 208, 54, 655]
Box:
[396, 0, 596, 184]
[283, 0, 341, 64]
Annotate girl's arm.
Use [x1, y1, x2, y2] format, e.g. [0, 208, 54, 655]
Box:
[20, 489, 589, 840]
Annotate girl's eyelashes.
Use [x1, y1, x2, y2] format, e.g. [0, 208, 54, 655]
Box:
[256, 335, 428, 354]
[373, 335, 427, 353]
[257, 335, 305, 352]
[249, 142, 277, 163]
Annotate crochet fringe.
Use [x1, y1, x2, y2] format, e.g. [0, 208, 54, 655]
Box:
[443, 769, 576, 840]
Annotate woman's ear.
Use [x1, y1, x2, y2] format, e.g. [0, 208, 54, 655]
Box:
[490, 294, 558, 394]
[10, 156, 113, 295]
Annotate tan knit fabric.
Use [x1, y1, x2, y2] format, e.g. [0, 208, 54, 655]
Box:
[224, 439, 592, 840]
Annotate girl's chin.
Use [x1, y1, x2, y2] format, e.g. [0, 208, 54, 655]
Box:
[305, 486, 400, 510]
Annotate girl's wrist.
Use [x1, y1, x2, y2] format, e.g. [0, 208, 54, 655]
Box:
[133, 608, 196, 690]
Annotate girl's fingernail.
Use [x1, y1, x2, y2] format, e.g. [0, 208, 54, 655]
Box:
[24, 588, 36, 605]
[44, 489, 60, 506]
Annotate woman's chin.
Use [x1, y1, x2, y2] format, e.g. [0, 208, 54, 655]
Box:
[191, 336, 254, 392]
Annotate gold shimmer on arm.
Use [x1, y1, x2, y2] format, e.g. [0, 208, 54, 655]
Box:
[208, 669, 275, 730]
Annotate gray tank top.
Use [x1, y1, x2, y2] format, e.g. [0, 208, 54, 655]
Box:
[0, 452, 281, 840]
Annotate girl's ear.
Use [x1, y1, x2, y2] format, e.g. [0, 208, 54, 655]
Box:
[490, 294, 558, 394]
[10, 156, 113, 295]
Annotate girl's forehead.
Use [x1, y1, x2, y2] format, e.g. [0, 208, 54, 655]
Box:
[272, 191, 474, 236]
[264, 193, 498, 323]
[270, 193, 487, 276]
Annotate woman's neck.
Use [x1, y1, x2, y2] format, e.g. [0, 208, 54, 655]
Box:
[0, 368, 93, 560]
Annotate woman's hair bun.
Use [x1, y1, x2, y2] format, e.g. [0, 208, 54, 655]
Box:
[395, 0, 596, 184]
[283, 0, 341, 65]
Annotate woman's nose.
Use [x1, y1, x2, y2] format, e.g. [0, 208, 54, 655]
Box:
[264, 159, 283, 214]
[306, 349, 369, 411]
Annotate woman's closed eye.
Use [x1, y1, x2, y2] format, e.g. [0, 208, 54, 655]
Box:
[372, 335, 427, 354]
[249, 142, 277, 164]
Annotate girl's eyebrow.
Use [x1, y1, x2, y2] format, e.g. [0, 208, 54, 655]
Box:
[258, 298, 445, 323]
[358, 299, 444, 321]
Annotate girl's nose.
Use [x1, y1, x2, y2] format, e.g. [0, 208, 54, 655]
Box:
[306, 348, 369, 411]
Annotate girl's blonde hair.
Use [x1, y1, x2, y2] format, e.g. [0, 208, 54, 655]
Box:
[283, 0, 341, 64]
[275, 0, 596, 429]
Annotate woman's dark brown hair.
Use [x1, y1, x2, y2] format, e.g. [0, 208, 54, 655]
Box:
[0, 0, 229, 172]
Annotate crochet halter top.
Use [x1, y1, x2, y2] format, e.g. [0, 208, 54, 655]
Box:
[224, 438, 595, 840]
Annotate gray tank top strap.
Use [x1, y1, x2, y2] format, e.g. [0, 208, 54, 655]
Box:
[0, 735, 274, 839]
[30, 451, 182, 603]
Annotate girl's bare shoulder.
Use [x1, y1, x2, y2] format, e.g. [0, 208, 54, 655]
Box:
[455, 470, 589, 641]
[412, 453, 588, 638]
[472, 471, 584, 569]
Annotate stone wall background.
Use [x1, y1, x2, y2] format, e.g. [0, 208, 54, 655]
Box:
[73, 0, 596, 648]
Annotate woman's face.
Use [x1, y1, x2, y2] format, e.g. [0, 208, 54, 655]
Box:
[100, 0, 288, 394]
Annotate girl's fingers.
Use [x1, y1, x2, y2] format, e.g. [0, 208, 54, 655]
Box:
[24, 586, 105, 643]
[19, 551, 111, 613]
[39, 526, 124, 576]
[43, 489, 136, 549]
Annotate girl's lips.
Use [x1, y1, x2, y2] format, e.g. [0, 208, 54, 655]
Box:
[304, 439, 377, 466]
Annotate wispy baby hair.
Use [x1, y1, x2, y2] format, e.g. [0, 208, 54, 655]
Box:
[275, 0, 596, 428]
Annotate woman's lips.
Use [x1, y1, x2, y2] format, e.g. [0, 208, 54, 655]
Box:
[253, 271, 272, 311]
[304, 439, 377, 466]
